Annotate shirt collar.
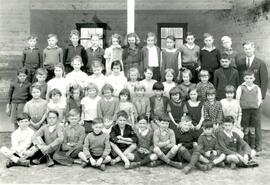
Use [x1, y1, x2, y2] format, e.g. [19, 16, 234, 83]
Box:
[246, 55, 255, 62]
[201, 46, 216, 52]
[93, 131, 103, 136]
[201, 133, 216, 138]
[47, 45, 59, 49]
[185, 43, 195, 49]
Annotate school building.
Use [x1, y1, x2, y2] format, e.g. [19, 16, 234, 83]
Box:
[0, 0, 269, 131]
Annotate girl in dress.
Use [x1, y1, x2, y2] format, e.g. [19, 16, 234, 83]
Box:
[88, 60, 106, 95]
[140, 68, 157, 98]
[178, 69, 196, 100]
[162, 68, 177, 98]
[125, 67, 140, 99]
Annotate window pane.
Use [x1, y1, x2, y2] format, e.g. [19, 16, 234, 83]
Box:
[80, 28, 104, 49]
[161, 27, 183, 38]
[175, 39, 183, 48]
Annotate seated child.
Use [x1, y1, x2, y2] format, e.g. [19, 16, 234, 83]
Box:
[88, 61, 106, 95]
[124, 67, 140, 99]
[78, 118, 111, 171]
[177, 69, 196, 100]
[140, 68, 157, 98]
[33, 68, 48, 99]
[0, 113, 34, 168]
[66, 85, 83, 115]
[196, 70, 214, 102]
[162, 68, 177, 98]
[110, 111, 138, 168]
[31, 110, 64, 167]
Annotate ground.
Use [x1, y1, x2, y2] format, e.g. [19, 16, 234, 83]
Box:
[0, 132, 270, 185]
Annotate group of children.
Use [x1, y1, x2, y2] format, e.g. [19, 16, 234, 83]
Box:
[1, 30, 262, 173]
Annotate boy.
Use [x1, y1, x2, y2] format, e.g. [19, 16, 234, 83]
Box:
[213, 53, 239, 100]
[198, 120, 226, 169]
[32, 68, 48, 99]
[0, 113, 34, 168]
[196, 70, 214, 102]
[31, 110, 64, 167]
[220, 36, 238, 68]
[78, 118, 111, 171]
[236, 70, 262, 150]
[7, 67, 31, 129]
[63, 30, 87, 74]
[53, 109, 85, 166]
[110, 111, 137, 168]
[21, 34, 42, 82]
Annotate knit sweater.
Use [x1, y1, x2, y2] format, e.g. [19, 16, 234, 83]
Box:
[198, 134, 220, 154]
[153, 128, 176, 149]
[63, 43, 87, 66]
[62, 124, 85, 151]
[179, 44, 200, 64]
[200, 47, 220, 72]
[8, 80, 31, 104]
[97, 97, 119, 121]
[43, 46, 63, 65]
[22, 47, 42, 69]
[134, 128, 153, 150]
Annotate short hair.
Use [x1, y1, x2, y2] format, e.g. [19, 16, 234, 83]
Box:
[30, 84, 42, 92]
[169, 87, 183, 99]
[70, 29, 80, 38]
[92, 118, 104, 125]
[202, 119, 214, 129]
[186, 32, 195, 38]
[146, 32, 157, 43]
[85, 82, 99, 95]
[223, 116, 234, 123]
[48, 88, 62, 98]
[17, 113, 30, 122]
[127, 67, 140, 81]
[206, 87, 216, 96]
[137, 114, 149, 122]
[111, 60, 123, 71]
[203, 33, 214, 40]
[161, 115, 171, 122]
[150, 114, 162, 121]
[220, 53, 231, 60]
[91, 60, 104, 70]
[243, 70, 255, 77]
[166, 35, 176, 42]
[144, 67, 153, 73]
[152, 82, 164, 91]
[134, 83, 146, 92]
[225, 85, 235, 93]
[221, 36, 232, 43]
[68, 108, 81, 117]
[27, 34, 38, 41]
[17, 67, 28, 75]
[124, 32, 140, 46]
[35, 68, 48, 76]
[116, 110, 129, 120]
[242, 41, 255, 48]
[69, 85, 84, 99]
[54, 63, 65, 72]
[119, 88, 131, 101]
[101, 83, 114, 94]
[71, 55, 84, 67]
[187, 86, 199, 99]
[110, 33, 122, 45]
[48, 33, 58, 40]
[182, 69, 193, 80]
[164, 68, 175, 78]
[199, 70, 210, 78]
[47, 110, 59, 117]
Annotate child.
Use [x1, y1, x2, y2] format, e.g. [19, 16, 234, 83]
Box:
[175, 115, 208, 174]
[78, 118, 111, 171]
[162, 68, 177, 98]
[197, 120, 226, 169]
[213, 53, 239, 100]
[88, 60, 106, 94]
[53, 109, 85, 166]
[125, 67, 140, 98]
[104, 33, 123, 75]
[105, 60, 127, 97]
[43, 33, 63, 81]
[127, 115, 157, 168]
[0, 113, 34, 168]
[110, 111, 138, 168]
[236, 70, 262, 149]
[31, 110, 64, 167]
[141, 32, 161, 81]
[200, 33, 220, 83]
[140, 68, 157, 98]
[160, 35, 181, 79]
[24, 85, 47, 130]
[81, 83, 101, 134]
[177, 69, 196, 100]
[21, 34, 42, 82]
[150, 82, 171, 119]
[118, 89, 137, 127]
[196, 70, 214, 102]
[66, 85, 83, 115]
[152, 116, 183, 169]
[63, 30, 87, 74]
[217, 116, 257, 169]
[86, 34, 105, 75]
[220, 85, 243, 138]
[122, 32, 143, 76]
[221, 36, 238, 68]
[179, 32, 200, 83]
[47, 89, 67, 125]
[132, 83, 151, 118]
[33, 68, 48, 99]
[7, 67, 31, 129]
[65, 55, 88, 89]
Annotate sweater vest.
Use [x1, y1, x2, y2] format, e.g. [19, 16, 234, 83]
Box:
[240, 85, 259, 109]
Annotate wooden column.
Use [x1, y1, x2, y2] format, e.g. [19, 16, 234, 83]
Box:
[127, 0, 135, 33]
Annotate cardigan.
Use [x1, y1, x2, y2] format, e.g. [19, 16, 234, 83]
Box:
[22, 47, 42, 69]
[63, 43, 87, 67]
[8, 80, 31, 104]
[149, 96, 170, 117]
[141, 46, 161, 70]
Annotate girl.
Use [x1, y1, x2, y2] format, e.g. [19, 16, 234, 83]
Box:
[140, 68, 157, 98]
[118, 89, 137, 127]
[196, 70, 214, 102]
[141, 32, 161, 81]
[220, 85, 243, 138]
[88, 60, 106, 94]
[65, 55, 88, 89]
[178, 69, 196, 100]
[123, 32, 143, 76]
[161, 35, 181, 80]
[162, 68, 177, 98]
[124, 67, 140, 99]
[106, 60, 127, 97]
[66, 85, 83, 116]
[104, 33, 123, 75]
[81, 83, 101, 134]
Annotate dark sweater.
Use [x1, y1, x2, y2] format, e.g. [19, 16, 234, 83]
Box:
[22, 47, 42, 69]
[175, 129, 198, 150]
[63, 43, 87, 66]
[200, 48, 220, 72]
[8, 80, 31, 104]
[239, 84, 260, 109]
[198, 134, 221, 154]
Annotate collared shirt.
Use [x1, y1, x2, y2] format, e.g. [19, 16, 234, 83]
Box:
[201, 46, 216, 52]
[147, 46, 159, 67]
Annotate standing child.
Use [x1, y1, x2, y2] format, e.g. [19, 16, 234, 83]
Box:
[141, 32, 161, 81]
[22, 34, 42, 82]
[33, 68, 48, 99]
[43, 33, 63, 81]
[161, 35, 181, 79]
[24, 85, 47, 131]
[86, 34, 104, 75]
[200, 33, 220, 83]
[162, 68, 177, 98]
[78, 118, 111, 171]
[106, 60, 127, 97]
[66, 85, 83, 115]
[0, 113, 34, 168]
[132, 84, 151, 118]
[88, 61, 106, 94]
[63, 30, 87, 74]
[177, 69, 196, 100]
[7, 67, 31, 129]
[220, 85, 243, 138]
[221, 36, 238, 68]
[236, 70, 262, 149]
[140, 68, 157, 98]
[81, 83, 101, 134]
[213, 53, 239, 100]
[104, 33, 123, 75]
[125, 67, 140, 98]
[196, 70, 214, 102]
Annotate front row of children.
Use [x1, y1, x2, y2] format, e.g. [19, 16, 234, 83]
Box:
[0, 108, 258, 174]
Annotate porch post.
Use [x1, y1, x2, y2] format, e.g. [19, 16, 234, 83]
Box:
[127, 0, 135, 33]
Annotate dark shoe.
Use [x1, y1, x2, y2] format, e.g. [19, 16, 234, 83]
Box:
[98, 164, 106, 171]
[17, 159, 30, 167]
[32, 159, 41, 165]
[127, 162, 141, 169]
[230, 163, 237, 169]
[168, 161, 183, 169]
[241, 160, 259, 168]
[46, 155, 54, 167]
[81, 161, 88, 168]
[216, 162, 225, 168]
[6, 160, 15, 168]
[196, 163, 208, 171]
[147, 160, 164, 167]
[183, 165, 192, 175]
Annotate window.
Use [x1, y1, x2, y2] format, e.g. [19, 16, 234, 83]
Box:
[157, 23, 187, 50]
[76, 23, 107, 49]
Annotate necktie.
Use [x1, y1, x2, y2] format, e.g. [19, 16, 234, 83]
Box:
[247, 57, 250, 68]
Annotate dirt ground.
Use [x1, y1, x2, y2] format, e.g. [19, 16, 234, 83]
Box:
[0, 132, 270, 185]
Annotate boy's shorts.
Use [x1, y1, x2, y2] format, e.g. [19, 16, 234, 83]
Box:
[241, 109, 259, 128]
[133, 151, 149, 162]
